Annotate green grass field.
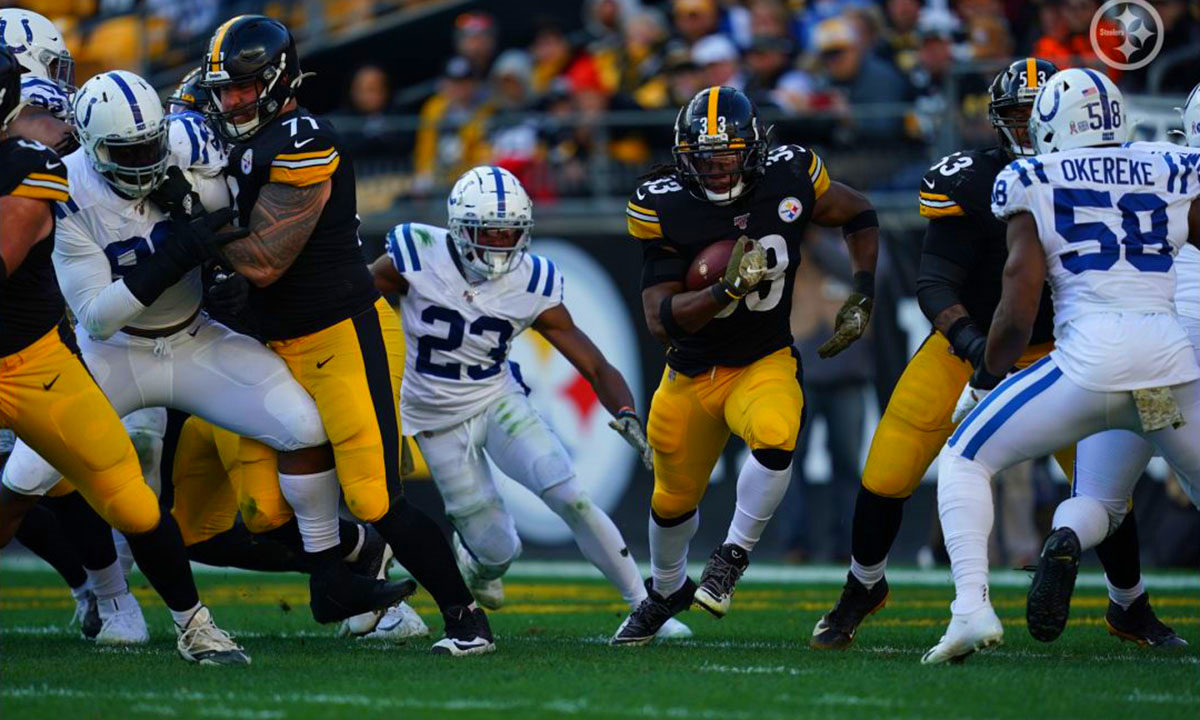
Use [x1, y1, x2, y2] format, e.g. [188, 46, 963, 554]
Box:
[1, 563, 1197, 720]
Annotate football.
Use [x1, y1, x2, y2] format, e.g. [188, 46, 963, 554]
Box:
[685, 238, 737, 290]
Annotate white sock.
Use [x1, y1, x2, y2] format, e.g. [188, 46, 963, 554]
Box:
[87, 560, 128, 602]
[1106, 575, 1145, 609]
[938, 454, 994, 616]
[112, 529, 135, 577]
[343, 524, 366, 563]
[725, 454, 792, 552]
[649, 509, 699, 597]
[1051, 496, 1111, 551]
[170, 602, 203, 628]
[850, 557, 887, 590]
[278, 469, 342, 553]
[541, 481, 644, 607]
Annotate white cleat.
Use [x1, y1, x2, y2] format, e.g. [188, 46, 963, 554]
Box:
[175, 606, 250, 666]
[341, 601, 430, 641]
[656, 616, 693, 640]
[921, 604, 1004, 665]
[94, 593, 149, 645]
[452, 532, 504, 610]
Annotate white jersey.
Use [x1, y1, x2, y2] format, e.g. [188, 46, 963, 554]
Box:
[991, 144, 1200, 391]
[389, 223, 564, 433]
[52, 114, 230, 338]
[20, 75, 70, 121]
[1127, 141, 1200, 320]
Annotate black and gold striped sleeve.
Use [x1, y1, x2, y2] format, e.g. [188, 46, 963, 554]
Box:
[806, 148, 830, 199]
[626, 191, 663, 240]
[918, 189, 965, 219]
[268, 144, 341, 187]
[1, 141, 70, 203]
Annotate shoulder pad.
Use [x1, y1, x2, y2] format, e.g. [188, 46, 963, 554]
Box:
[387, 222, 443, 273]
[0, 138, 69, 202]
[168, 112, 228, 177]
[257, 112, 341, 187]
[523, 254, 563, 300]
[766, 144, 830, 198]
[626, 177, 681, 240]
[919, 149, 1003, 220]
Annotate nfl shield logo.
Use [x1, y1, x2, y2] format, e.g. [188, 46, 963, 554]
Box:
[241, 149, 253, 175]
[733, 213, 750, 230]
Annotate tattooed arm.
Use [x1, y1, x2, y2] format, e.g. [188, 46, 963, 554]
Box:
[219, 180, 332, 287]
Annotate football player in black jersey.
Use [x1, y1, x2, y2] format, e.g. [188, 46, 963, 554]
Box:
[611, 86, 879, 644]
[0, 46, 250, 665]
[199, 15, 491, 654]
[810, 58, 1181, 650]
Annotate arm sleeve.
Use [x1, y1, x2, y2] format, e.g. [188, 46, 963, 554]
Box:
[915, 215, 977, 323]
[52, 217, 146, 340]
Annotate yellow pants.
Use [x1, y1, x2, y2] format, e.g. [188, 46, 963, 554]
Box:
[647, 347, 805, 519]
[0, 326, 158, 534]
[269, 297, 406, 522]
[170, 416, 294, 545]
[861, 331, 1074, 498]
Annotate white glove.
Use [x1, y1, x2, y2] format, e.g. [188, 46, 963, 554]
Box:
[608, 409, 653, 471]
[952, 383, 991, 424]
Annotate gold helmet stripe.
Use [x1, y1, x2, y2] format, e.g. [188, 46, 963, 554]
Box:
[209, 15, 248, 75]
[1026, 57, 1038, 89]
[706, 86, 720, 134]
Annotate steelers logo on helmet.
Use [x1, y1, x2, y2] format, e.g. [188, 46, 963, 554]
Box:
[988, 57, 1059, 158]
[672, 86, 768, 205]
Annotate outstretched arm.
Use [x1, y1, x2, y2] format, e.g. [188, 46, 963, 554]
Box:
[219, 180, 331, 287]
[810, 181, 880, 357]
[986, 212, 1046, 376]
[534, 304, 635, 416]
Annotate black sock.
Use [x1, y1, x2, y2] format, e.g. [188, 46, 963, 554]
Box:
[1095, 511, 1142, 590]
[373, 498, 472, 611]
[15, 503, 87, 588]
[186, 523, 306, 573]
[44, 492, 118, 570]
[338, 519, 365, 560]
[850, 487, 907, 567]
[124, 513, 200, 613]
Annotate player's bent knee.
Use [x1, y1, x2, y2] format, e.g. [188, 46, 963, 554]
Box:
[746, 410, 796, 452]
[651, 486, 702, 520]
[100, 482, 162, 535]
[455, 505, 521, 579]
[861, 471, 919, 499]
[540, 480, 592, 524]
[343, 483, 390, 523]
[240, 500, 293, 535]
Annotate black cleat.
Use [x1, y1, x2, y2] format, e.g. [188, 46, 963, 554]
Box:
[1106, 592, 1188, 648]
[611, 577, 697, 646]
[810, 572, 889, 650]
[1026, 527, 1081, 643]
[693, 543, 750, 618]
[431, 605, 495, 656]
[309, 562, 418, 625]
[346, 524, 393, 581]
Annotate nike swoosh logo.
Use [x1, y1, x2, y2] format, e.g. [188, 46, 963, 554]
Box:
[316, 355, 334, 369]
[46, 161, 62, 169]
[923, 178, 936, 189]
[636, 188, 646, 200]
[43, 374, 60, 391]
[452, 640, 487, 650]
[294, 138, 315, 149]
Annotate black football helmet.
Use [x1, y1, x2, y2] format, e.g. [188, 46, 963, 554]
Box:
[0, 44, 25, 133]
[199, 15, 301, 142]
[164, 66, 213, 115]
[673, 86, 768, 204]
[989, 57, 1059, 158]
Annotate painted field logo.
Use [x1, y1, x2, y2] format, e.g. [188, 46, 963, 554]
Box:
[1090, 0, 1163, 71]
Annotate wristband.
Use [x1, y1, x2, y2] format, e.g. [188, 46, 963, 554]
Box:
[945, 316, 987, 366]
[615, 406, 637, 418]
[842, 209, 879, 237]
[710, 281, 740, 305]
[851, 271, 875, 299]
[658, 295, 687, 341]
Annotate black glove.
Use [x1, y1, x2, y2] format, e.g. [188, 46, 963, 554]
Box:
[122, 207, 249, 307]
[205, 269, 250, 318]
[945, 317, 988, 369]
[149, 166, 202, 220]
[969, 360, 1005, 391]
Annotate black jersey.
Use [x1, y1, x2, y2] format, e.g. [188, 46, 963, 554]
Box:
[226, 107, 379, 341]
[629, 144, 829, 376]
[918, 147, 1055, 345]
[0, 137, 69, 357]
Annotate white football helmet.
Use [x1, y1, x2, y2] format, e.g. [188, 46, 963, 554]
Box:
[447, 166, 534, 279]
[1180, 82, 1200, 149]
[0, 9, 73, 92]
[73, 71, 169, 198]
[1029, 68, 1129, 154]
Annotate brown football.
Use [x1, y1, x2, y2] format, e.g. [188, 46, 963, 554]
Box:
[685, 238, 737, 290]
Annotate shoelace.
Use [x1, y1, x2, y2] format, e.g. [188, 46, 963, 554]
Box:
[179, 621, 240, 652]
[704, 555, 743, 591]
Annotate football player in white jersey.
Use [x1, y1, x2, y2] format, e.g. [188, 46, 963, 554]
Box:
[0, 8, 75, 152]
[924, 69, 1200, 664]
[0, 71, 415, 638]
[1027, 83, 1200, 648]
[370, 166, 692, 645]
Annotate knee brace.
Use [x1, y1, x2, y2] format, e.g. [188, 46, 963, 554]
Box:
[453, 503, 521, 580]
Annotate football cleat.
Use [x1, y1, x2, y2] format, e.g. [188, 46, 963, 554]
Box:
[340, 601, 430, 641]
[1106, 592, 1188, 648]
[656, 616, 694, 640]
[94, 592, 149, 645]
[175, 606, 251, 666]
[346, 524, 393, 582]
[1026, 527, 1081, 643]
[431, 604, 495, 656]
[611, 577, 697, 646]
[693, 543, 750, 618]
[72, 589, 102, 640]
[453, 532, 504, 610]
[308, 561, 418, 625]
[810, 572, 889, 650]
[921, 604, 1004, 665]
